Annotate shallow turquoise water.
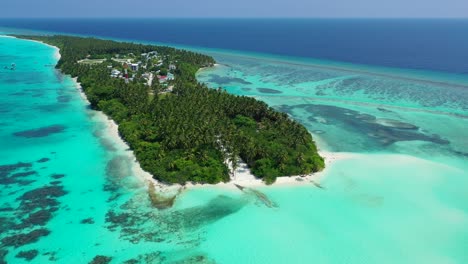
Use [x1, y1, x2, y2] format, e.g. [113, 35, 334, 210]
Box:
[0, 37, 227, 263]
[1, 35, 467, 264]
[196, 53, 468, 263]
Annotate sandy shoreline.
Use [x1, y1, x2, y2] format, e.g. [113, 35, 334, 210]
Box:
[71, 76, 180, 194]
[7, 35, 351, 192]
[184, 150, 352, 191]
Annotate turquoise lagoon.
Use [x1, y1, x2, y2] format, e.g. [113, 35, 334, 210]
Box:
[196, 53, 468, 263]
[0, 36, 230, 263]
[1, 35, 468, 264]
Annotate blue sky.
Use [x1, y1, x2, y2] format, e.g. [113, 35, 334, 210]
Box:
[2, 0, 467, 18]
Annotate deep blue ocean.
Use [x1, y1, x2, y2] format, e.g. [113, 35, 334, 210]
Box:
[1, 18, 467, 74]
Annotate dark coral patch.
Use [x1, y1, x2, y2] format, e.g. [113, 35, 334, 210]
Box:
[17, 185, 67, 211]
[1, 186, 62, 239]
[207, 74, 252, 85]
[89, 255, 113, 264]
[80, 218, 95, 224]
[15, 250, 39, 261]
[0, 249, 8, 264]
[0, 216, 14, 231]
[42, 251, 58, 261]
[19, 186, 67, 201]
[51, 174, 65, 179]
[1, 229, 50, 248]
[105, 211, 133, 231]
[37, 158, 50, 163]
[0, 177, 34, 186]
[13, 125, 65, 138]
[10, 171, 36, 178]
[123, 252, 164, 264]
[0, 207, 14, 212]
[25, 210, 53, 226]
[257, 88, 282, 94]
[0, 162, 32, 177]
[0, 162, 36, 186]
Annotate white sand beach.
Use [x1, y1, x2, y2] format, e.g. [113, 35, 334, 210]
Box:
[185, 150, 352, 191]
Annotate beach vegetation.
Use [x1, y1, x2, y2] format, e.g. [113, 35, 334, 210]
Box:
[17, 35, 324, 184]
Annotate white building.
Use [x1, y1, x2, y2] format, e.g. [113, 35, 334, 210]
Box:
[110, 69, 121, 78]
[130, 63, 139, 71]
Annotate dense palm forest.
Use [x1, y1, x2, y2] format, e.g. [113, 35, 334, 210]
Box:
[17, 35, 324, 184]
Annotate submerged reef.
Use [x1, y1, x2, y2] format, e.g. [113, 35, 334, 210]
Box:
[89, 255, 113, 264]
[0, 160, 68, 257]
[206, 74, 252, 85]
[13, 125, 66, 138]
[105, 192, 246, 247]
[81, 217, 95, 224]
[15, 250, 39, 261]
[1, 229, 50, 248]
[279, 103, 450, 147]
[257, 88, 282, 94]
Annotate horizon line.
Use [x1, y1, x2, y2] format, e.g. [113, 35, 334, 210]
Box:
[1, 17, 468, 20]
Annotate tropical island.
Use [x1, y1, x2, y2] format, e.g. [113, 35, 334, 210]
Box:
[16, 35, 324, 185]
